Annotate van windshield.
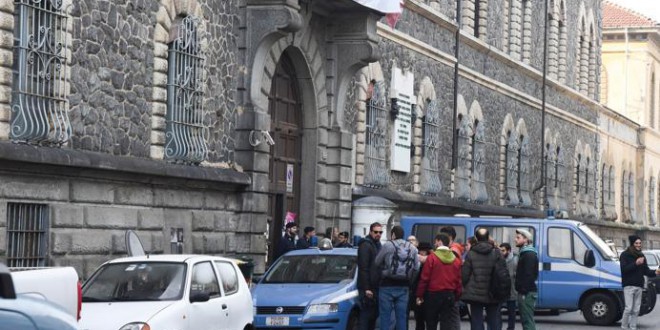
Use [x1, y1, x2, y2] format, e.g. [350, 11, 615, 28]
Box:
[578, 224, 618, 261]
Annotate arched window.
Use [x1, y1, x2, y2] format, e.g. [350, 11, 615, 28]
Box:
[650, 72, 656, 128]
[622, 170, 630, 222]
[471, 119, 488, 203]
[574, 154, 582, 213]
[455, 113, 472, 200]
[505, 130, 519, 205]
[544, 139, 558, 210]
[628, 172, 635, 222]
[165, 16, 207, 164]
[650, 177, 657, 225]
[421, 98, 442, 195]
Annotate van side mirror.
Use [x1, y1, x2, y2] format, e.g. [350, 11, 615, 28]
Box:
[584, 250, 596, 268]
[190, 291, 211, 303]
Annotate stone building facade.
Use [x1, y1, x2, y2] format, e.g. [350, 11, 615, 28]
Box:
[0, 0, 658, 277]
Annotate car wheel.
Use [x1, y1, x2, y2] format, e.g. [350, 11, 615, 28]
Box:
[640, 283, 657, 316]
[243, 323, 255, 330]
[581, 292, 618, 326]
[346, 310, 359, 330]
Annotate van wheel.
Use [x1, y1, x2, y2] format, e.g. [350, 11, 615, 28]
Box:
[346, 310, 359, 330]
[581, 292, 617, 326]
[243, 324, 255, 330]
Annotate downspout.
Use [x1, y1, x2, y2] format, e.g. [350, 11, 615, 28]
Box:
[533, 0, 549, 204]
[451, 0, 462, 170]
[624, 27, 629, 116]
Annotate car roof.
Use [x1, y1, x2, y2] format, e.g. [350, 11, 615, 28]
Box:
[103, 254, 237, 264]
[283, 247, 357, 257]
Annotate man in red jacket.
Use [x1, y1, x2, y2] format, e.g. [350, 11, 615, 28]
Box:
[416, 233, 462, 330]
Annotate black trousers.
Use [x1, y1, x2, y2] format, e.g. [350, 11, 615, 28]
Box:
[424, 291, 456, 330]
[359, 291, 379, 330]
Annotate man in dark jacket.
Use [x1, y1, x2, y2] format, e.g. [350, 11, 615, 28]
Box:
[335, 231, 353, 248]
[296, 226, 316, 249]
[620, 235, 659, 330]
[274, 222, 298, 261]
[461, 228, 502, 330]
[515, 228, 538, 330]
[357, 222, 383, 330]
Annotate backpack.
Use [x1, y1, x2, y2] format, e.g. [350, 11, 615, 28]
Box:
[386, 241, 416, 281]
[489, 251, 512, 302]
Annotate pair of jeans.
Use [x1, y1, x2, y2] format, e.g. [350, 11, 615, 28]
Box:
[621, 286, 643, 330]
[378, 286, 409, 330]
[517, 292, 537, 330]
[359, 291, 379, 330]
[469, 302, 501, 330]
[424, 291, 457, 330]
[503, 300, 516, 330]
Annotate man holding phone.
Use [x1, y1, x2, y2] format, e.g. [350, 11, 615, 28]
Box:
[620, 235, 660, 330]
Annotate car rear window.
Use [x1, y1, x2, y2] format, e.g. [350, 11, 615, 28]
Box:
[263, 255, 356, 284]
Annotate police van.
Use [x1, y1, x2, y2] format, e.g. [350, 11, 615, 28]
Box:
[401, 216, 657, 325]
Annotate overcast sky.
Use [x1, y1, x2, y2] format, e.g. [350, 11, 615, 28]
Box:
[607, 0, 660, 23]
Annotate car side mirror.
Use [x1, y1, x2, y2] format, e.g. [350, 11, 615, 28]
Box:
[584, 250, 596, 268]
[0, 263, 16, 299]
[190, 291, 210, 303]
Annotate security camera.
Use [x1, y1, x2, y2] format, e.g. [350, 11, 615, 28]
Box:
[261, 130, 275, 146]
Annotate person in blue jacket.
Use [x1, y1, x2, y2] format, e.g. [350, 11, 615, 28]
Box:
[620, 235, 660, 330]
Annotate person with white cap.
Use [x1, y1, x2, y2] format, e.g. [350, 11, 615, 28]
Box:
[515, 228, 538, 330]
[620, 235, 660, 330]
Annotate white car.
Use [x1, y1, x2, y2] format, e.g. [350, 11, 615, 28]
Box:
[79, 255, 254, 330]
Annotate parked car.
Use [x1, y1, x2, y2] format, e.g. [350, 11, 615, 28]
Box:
[10, 266, 81, 321]
[0, 263, 78, 330]
[79, 255, 254, 330]
[401, 216, 657, 326]
[644, 250, 660, 287]
[252, 244, 359, 330]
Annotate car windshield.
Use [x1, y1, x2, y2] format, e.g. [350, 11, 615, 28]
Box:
[578, 223, 618, 261]
[644, 252, 659, 268]
[82, 262, 186, 302]
[263, 255, 356, 284]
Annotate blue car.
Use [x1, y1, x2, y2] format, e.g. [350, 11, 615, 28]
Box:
[252, 247, 359, 329]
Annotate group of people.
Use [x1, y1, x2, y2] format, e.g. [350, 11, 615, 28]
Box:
[357, 222, 539, 330]
[273, 222, 353, 261]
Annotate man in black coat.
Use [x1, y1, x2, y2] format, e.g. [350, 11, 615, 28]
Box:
[620, 235, 659, 330]
[274, 222, 298, 262]
[357, 222, 383, 330]
[461, 228, 502, 330]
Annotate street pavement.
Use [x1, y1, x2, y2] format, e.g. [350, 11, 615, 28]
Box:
[408, 308, 660, 329]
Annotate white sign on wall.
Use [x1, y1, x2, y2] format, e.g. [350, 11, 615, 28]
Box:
[286, 164, 294, 193]
[390, 66, 415, 172]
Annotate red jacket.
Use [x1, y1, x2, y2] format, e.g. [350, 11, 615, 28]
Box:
[416, 247, 462, 299]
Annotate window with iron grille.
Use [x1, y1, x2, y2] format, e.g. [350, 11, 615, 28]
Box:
[165, 16, 208, 164]
[364, 80, 388, 187]
[11, 0, 70, 146]
[6, 203, 49, 267]
[420, 98, 441, 195]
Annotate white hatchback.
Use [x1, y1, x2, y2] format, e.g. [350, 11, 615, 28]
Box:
[79, 255, 254, 330]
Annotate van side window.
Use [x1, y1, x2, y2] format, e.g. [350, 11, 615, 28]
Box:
[412, 224, 466, 247]
[476, 226, 535, 253]
[548, 228, 589, 265]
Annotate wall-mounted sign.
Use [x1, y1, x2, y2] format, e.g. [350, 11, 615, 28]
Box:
[286, 164, 294, 193]
[390, 66, 414, 172]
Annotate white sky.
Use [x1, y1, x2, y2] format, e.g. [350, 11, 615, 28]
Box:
[607, 0, 660, 23]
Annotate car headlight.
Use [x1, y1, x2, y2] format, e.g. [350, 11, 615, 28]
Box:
[306, 303, 338, 314]
[119, 322, 150, 330]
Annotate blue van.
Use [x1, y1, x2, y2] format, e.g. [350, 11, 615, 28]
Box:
[401, 216, 657, 325]
[251, 247, 359, 329]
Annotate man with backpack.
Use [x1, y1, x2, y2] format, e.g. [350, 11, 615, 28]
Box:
[374, 225, 420, 330]
[461, 228, 509, 330]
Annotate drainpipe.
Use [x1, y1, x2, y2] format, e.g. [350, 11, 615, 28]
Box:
[451, 0, 462, 170]
[624, 27, 629, 116]
[533, 0, 549, 204]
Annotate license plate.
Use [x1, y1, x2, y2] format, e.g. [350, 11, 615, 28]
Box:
[266, 316, 289, 326]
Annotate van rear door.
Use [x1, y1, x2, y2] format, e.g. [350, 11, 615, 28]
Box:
[540, 225, 597, 309]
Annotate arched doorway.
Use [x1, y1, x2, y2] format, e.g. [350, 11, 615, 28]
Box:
[267, 53, 303, 264]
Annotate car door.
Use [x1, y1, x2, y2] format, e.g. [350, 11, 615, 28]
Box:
[187, 261, 228, 328]
[539, 226, 595, 309]
[214, 261, 249, 327]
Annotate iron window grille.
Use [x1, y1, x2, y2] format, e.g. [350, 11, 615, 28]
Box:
[165, 16, 208, 164]
[11, 0, 70, 146]
[6, 203, 49, 268]
[364, 80, 388, 187]
[420, 98, 442, 195]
